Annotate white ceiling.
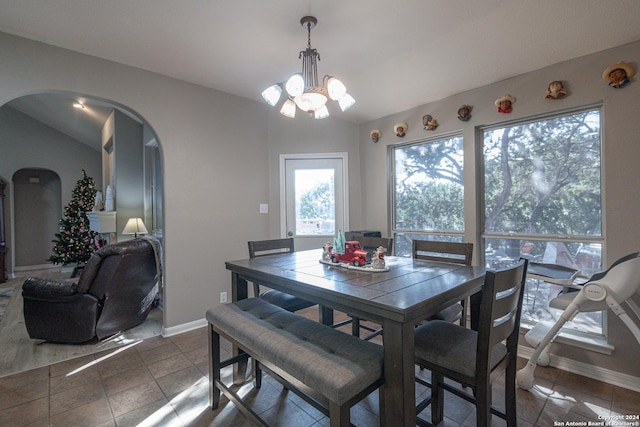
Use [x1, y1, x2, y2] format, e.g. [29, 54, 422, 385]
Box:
[2, 0, 640, 148]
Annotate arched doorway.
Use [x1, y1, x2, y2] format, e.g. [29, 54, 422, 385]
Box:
[0, 91, 164, 276]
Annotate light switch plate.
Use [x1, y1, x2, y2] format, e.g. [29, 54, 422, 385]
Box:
[259, 204, 268, 214]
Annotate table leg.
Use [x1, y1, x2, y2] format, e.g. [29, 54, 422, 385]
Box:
[319, 305, 334, 326]
[231, 272, 248, 384]
[381, 319, 416, 426]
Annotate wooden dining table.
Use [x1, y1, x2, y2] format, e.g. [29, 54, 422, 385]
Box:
[225, 248, 486, 426]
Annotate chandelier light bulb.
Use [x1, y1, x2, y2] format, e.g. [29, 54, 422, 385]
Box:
[285, 74, 304, 97]
[326, 76, 347, 101]
[280, 98, 297, 118]
[314, 105, 330, 119]
[263, 16, 354, 119]
[338, 93, 356, 111]
[261, 84, 282, 106]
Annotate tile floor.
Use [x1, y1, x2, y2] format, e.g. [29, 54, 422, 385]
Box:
[1, 321, 639, 426]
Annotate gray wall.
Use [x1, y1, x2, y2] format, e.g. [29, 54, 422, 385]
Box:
[0, 106, 102, 270]
[102, 110, 145, 241]
[1, 30, 638, 381]
[0, 31, 275, 330]
[357, 40, 640, 378]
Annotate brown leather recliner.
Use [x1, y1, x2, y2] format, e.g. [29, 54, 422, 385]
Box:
[22, 238, 160, 343]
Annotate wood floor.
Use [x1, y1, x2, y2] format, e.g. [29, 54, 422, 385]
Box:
[0, 270, 162, 378]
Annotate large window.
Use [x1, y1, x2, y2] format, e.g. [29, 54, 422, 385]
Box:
[482, 107, 603, 336]
[391, 134, 464, 257]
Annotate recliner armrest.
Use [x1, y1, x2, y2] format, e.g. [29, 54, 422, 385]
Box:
[22, 277, 78, 298]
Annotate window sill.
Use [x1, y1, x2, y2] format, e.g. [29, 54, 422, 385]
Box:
[520, 325, 614, 355]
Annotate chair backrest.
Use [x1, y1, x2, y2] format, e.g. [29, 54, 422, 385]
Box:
[412, 240, 473, 265]
[345, 231, 381, 241]
[587, 252, 640, 301]
[77, 238, 159, 339]
[476, 259, 528, 373]
[248, 238, 295, 258]
[359, 236, 393, 255]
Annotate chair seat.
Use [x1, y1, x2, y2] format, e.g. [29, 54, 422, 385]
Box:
[414, 320, 507, 384]
[259, 289, 316, 312]
[427, 303, 463, 323]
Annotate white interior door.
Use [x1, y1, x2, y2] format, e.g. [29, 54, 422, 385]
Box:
[281, 153, 349, 251]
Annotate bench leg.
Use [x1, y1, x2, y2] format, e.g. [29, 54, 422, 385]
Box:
[208, 323, 221, 409]
[252, 358, 262, 388]
[329, 401, 350, 427]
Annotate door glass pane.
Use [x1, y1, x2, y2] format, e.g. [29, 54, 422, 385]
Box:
[295, 169, 335, 236]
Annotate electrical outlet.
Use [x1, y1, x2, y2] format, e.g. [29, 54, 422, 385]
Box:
[220, 291, 228, 303]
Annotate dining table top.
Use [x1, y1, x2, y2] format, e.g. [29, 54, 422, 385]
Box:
[225, 247, 487, 426]
[225, 247, 487, 326]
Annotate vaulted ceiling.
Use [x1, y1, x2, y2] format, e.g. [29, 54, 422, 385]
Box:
[2, 0, 640, 149]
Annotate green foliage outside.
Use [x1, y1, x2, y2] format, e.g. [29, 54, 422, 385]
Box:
[393, 110, 601, 241]
[394, 135, 464, 232]
[299, 181, 334, 222]
[484, 110, 601, 237]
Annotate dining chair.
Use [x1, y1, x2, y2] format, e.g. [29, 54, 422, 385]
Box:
[414, 259, 528, 427]
[330, 236, 393, 340]
[412, 240, 474, 324]
[248, 238, 316, 312]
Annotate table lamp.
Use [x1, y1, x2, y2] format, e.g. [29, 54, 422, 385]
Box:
[122, 218, 148, 238]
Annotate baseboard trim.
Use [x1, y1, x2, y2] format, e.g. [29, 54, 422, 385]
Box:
[518, 345, 640, 393]
[14, 264, 59, 272]
[162, 318, 207, 337]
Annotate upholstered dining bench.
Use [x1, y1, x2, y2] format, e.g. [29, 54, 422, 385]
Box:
[207, 297, 385, 427]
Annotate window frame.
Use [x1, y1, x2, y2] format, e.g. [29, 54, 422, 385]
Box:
[478, 104, 607, 343]
[388, 132, 466, 257]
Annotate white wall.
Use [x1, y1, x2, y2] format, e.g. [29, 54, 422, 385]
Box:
[357, 40, 640, 377]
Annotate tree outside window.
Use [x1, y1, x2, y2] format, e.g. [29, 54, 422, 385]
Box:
[391, 135, 464, 256]
[482, 108, 603, 335]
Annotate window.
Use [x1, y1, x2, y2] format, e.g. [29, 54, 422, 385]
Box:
[390, 134, 464, 257]
[481, 107, 603, 336]
[294, 168, 335, 236]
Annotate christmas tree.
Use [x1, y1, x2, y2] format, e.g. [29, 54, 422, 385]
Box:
[48, 170, 104, 269]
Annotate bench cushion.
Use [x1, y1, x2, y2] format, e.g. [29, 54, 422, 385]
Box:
[207, 298, 383, 405]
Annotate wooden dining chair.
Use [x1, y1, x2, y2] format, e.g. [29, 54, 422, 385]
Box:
[248, 238, 316, 312]
[333, 236, 393, 340]
[414, 259, 528, 427]
[412, 240, 473, 324]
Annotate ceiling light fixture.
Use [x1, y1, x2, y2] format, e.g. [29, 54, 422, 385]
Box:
[73, 102, 85, 109]
[262, 16, 355, 119]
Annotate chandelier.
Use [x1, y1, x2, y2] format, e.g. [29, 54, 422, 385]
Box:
[261, 16, 355, 119]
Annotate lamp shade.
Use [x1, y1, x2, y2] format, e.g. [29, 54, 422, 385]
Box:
[122, 218, 148, 237]
[261, 84, 282, 106]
